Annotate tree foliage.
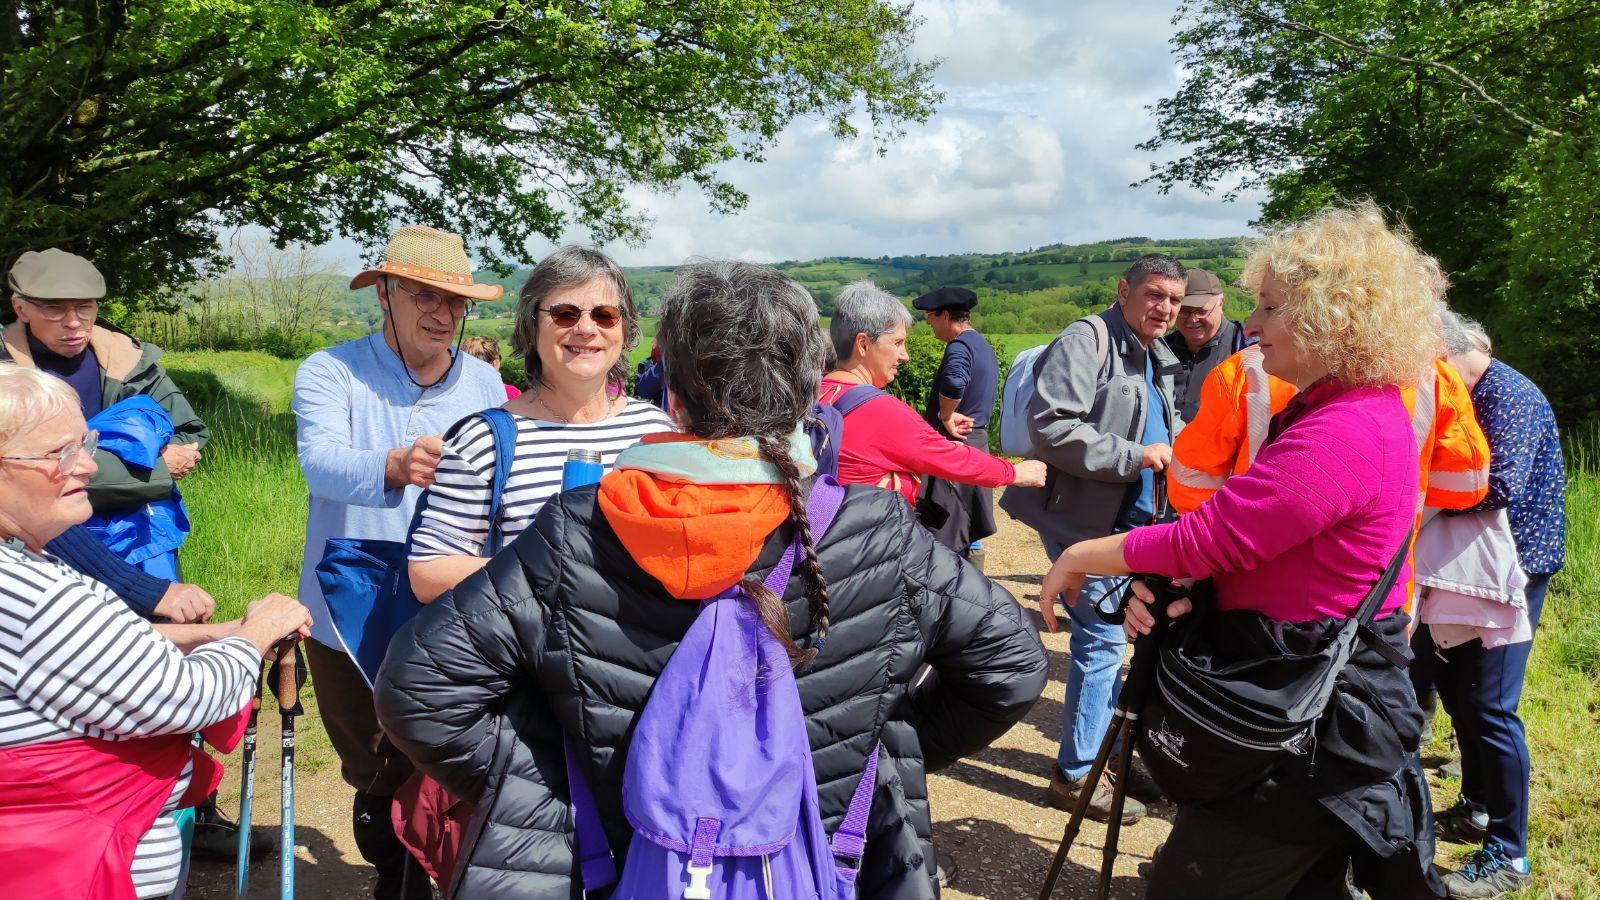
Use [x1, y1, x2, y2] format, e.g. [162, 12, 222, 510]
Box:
[1, 0, 938, 304]
[1142, 0, 1600, 421]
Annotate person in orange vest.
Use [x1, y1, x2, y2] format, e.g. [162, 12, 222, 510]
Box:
[1168, 302, 1492, 609]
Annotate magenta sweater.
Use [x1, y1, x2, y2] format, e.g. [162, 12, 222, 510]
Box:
[1125, 379, 1419, 622]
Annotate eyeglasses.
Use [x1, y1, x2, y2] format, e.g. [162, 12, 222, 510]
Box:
[1, 430, 99, 477]
[539, 303, 623, 330]
[1179, 302, 1221, 319]
[22, 298, 99, 322]
[391, 281, 471, 317]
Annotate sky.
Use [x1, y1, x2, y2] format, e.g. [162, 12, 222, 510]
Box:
[302, 0, 1264, 273]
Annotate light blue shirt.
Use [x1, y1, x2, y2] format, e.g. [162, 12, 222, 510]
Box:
[294, 333, 504, 646]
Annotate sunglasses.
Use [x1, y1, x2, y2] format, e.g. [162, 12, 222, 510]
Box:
[22, 298, 99, 322]
[1, 430, 99, 477]
[539, 303, 623, 329]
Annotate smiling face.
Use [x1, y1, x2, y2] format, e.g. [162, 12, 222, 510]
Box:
[1244, 272, 1318, 386]
[535, 278, 625, 389]
[1116, 274, 1184, 345]
[0, 408, 97, 551]
[11, 297, 99, 358]
[377, 275, 467, 364]
[853, 322, 910, 388]
[1177, 296, 1225, 351]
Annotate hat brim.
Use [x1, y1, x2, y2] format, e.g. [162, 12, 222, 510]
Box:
[1180, 293, 1224, 307]
[349, 268, 503, 301]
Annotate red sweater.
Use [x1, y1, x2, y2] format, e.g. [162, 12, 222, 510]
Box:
[819, 377, 1014, 504]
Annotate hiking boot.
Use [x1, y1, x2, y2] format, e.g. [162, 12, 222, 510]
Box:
[1045, 768, 1146, 825]
[191, 796, 276, 862]
[1435, 796, 1489, 844]
[1108, 753, 1164, 804]
[1440, 843, 1532, 898]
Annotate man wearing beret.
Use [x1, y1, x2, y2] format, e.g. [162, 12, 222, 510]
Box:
[914, 286, 1002, 562]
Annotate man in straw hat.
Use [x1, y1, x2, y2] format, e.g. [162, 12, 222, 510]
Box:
[293, 225, 505, 899]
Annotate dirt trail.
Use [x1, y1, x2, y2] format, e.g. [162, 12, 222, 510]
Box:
[189, 502, 1169, 899]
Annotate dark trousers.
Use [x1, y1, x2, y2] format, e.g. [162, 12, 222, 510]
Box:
[1420, 573, 1550, 858]
[305, 639, 428, 899]
[1147, 784, 1359, 899]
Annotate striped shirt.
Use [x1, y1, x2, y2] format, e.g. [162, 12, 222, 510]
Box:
[0, 542, 260, 897]
[410, 400, 675, 560]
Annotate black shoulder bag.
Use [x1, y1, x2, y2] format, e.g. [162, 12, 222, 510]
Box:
[1136, 535, 1412, 804]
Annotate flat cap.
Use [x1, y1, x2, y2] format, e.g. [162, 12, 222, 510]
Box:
[911, 286, 978, 313]
[1181, 269, 1224, 307]
[8, 249, 107, 300]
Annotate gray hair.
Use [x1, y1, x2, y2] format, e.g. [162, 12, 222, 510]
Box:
[1436, 305, 1493, 356]
[1122, 254, 1187, 291]
[657, 260, 831, 666]
[510, 246, 640, 392]
[829, 280, 914, 363]
[0, 363, 81, 456]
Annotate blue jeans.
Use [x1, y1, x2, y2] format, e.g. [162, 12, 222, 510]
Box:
[1429, 572, 1551, 858]
[1045, 540, 1130, 781]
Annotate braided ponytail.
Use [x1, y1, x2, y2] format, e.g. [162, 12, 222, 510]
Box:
[754, 434, 832, 654]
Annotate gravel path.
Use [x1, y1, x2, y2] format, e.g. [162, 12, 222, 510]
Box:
[189, 500, 1168, 899]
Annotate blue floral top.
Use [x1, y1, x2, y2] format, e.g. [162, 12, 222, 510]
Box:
[1460, 359, 1566, 574]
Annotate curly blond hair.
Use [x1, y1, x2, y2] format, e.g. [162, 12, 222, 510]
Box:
[1241, 200, 1443, 387]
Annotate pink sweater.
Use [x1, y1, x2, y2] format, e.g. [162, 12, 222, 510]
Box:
[1125, 379, 1418, 622]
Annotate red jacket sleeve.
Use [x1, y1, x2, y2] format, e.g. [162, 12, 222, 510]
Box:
[864, 395, 1015, 488]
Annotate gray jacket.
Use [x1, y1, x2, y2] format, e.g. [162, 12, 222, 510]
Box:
[999, 306, 1178, 548]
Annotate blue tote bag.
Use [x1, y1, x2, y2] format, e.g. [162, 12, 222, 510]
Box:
[316, 408, 517, 687]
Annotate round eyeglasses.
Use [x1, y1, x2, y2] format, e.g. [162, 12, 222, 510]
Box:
[1, 430, 99, 477]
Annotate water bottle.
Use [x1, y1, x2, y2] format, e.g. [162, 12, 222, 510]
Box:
[561, 448, 604, 490]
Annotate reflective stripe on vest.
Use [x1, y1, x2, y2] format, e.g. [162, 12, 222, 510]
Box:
[1411, 365, 1436, 455]
[1428, 466, 1490, 494]
[1241, 346, 1273, 468]
[1170, 458, 1228, 491]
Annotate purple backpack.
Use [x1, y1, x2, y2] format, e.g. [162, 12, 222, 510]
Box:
[809, 384, 885, 478]
[568, 476, 881, 899]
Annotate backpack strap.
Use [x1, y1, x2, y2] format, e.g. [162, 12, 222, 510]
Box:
[1082, 314, 1110, 381]
[478, 408, 518, 556]
[830, 383, 885, 418]
[829, 740, 883, 882]
[1350, 532, 1415, 669]
[759, 475, 847, 594]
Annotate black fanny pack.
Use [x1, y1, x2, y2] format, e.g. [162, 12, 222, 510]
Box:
[1137, 537, 1412, 804]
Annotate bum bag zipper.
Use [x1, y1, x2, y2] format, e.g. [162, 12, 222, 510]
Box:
[1159, 680, 1310, 754]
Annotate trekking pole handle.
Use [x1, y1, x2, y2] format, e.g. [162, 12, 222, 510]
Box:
[275, 640, 299, 712]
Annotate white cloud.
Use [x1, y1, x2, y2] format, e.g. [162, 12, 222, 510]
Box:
[307, 1, 1261, 272]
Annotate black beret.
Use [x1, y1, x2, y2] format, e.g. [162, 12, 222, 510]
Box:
[911, 286, 978, 312]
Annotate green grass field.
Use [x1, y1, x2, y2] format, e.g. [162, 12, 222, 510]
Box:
[162, 352, 1598, 895]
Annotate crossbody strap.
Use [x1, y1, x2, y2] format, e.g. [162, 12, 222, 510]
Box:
[478, 408, 518, 556]
[1349, 531, 1415, 668]
[829, 739, 884, 882]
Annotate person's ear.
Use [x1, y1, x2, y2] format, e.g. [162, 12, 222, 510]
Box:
[375, 279, 391, 312]
[10, 296, 30, 325]
[855, 332, 872, 358]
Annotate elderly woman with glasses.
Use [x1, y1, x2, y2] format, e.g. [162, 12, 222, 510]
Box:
[0, 363, 311, 898]
[408, 246, 675, 602]
[820, 280, 1046, 507]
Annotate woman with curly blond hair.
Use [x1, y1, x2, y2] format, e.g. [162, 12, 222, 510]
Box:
[1041, 201, 1446, 898]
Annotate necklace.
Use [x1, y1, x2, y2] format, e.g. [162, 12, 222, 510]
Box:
[528, 389, 616, 425]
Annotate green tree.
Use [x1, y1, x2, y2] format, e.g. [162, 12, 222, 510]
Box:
[2, 0, 938, 305]
[1141, 0, 1599, 420]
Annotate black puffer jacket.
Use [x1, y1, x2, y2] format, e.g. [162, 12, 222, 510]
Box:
[376, 482, 1047, 899]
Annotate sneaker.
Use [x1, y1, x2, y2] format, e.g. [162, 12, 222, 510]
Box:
[1435, 796, 1489, 844]
[191, 801, 277, 862]
[1045, 768, 1146, 825]
[1441, 843, 1532, 898]
[1108, 753, 1164, 804]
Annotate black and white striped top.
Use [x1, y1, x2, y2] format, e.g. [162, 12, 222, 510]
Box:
[410, 400, 676, 560]
[0, 542, 261, 897]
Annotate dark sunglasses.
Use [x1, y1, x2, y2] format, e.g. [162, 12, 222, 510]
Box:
[539, 303, 623, 329]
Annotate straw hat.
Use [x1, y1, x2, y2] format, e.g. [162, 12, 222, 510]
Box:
[348, 225, 504, 301]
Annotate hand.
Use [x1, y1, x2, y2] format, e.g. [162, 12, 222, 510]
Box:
[1037, 555, 1087, 634]
[1010, 459, 1048, 488]
[942, 411, 974, 438]
[161, 442, 202, 479]
[1140, 442, 1173, 471]
[153, 582, 215, 623]
[238, 593, 313, 655]
[1122, 579, 1193, 640]
[402, 435, 445, 488]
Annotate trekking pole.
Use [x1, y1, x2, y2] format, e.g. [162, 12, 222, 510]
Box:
[274, 640, 304, 900]
[233, 666, 266, 900]
[1037, 577, 1174, 900]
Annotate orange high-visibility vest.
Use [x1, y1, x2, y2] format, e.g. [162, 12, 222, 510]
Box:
[1167, 351, 1490, 609]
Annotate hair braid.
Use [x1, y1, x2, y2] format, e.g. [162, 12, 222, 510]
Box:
[754, 433, 832, 654]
